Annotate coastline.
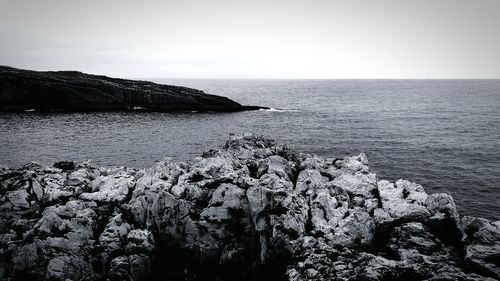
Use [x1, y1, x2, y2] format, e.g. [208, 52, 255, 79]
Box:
[0, 66, 267, 112]
[0, 134, 498, 280]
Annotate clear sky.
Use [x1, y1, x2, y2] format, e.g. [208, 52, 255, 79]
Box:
[1, 0, 499, 79]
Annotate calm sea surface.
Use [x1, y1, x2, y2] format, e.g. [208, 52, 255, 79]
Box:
[1, 80, 499, 220]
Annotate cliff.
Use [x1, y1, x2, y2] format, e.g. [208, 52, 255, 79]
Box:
[0, 134, 499, 281]
[0, 66, 265, 112]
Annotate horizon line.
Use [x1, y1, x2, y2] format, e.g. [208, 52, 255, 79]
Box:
[138, 77, 500, 80]
[3, 64, 500, 80]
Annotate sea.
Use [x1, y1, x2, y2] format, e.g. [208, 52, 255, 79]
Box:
[1, 79, 499, 220]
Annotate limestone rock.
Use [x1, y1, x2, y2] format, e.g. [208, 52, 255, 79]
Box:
[80, 174, 134, 203]
[461, 216, 500, 279]
[0, 134, 498, 281]
[375, 179, 430, 225]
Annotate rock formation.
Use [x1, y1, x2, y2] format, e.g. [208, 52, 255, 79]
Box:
[0, 134, 499, 280]
[0, 66, 265, 112]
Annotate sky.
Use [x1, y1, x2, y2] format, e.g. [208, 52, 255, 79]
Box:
[1, 0, 499, 79]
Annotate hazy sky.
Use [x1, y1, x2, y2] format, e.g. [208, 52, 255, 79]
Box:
[1, 0, 499, 78]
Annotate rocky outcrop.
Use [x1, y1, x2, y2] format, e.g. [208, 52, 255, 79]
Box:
[0, 134, 499, 280]
[0, 66, 265, 112]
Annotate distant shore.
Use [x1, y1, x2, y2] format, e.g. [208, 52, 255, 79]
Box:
[0, 65, 267, 112]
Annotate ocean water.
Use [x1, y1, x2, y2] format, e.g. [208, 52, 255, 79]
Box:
[1, 79, 499, 220]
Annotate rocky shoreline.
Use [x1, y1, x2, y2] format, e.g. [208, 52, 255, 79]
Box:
[0, 66, 266, 112]
[0, 134, 499, 280]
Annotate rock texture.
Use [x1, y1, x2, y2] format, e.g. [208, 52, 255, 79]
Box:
[0, 134, 499, 281]
[0, 66, 265, 112]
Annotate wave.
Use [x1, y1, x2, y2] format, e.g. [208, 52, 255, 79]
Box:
[259, 107, 301, 112]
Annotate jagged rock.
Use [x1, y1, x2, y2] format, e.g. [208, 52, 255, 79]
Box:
[0, 134, 498, 281]
[30, 178, 44, 200]
[461, 216, 500, 279]
[125, 159, 184, 228]
[46, 254, 94, 281]
[200, 183, 247, 222]
[6, 189, 30, 209]
[126, 229, 155, 254]
[80, 174, 134, 203]
[375, 179, 430, 226]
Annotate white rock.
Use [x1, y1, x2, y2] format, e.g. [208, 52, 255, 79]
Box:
[80, 175, 133, 203]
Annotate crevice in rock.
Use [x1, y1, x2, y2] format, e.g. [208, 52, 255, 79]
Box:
[305, 205, 314, 235]
[373, 177, 383, 208]
[320, 170, 335, 181]
[372, 219, 404, 254]
[91, 204, 116, 241]
[423, 220, 464, 249]
[247, 162, 259, 179]
[188, 172, 205, 183]
[290, 165, 300, 189]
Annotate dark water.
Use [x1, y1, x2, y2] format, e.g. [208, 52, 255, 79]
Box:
[1, 79, 499, 220]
